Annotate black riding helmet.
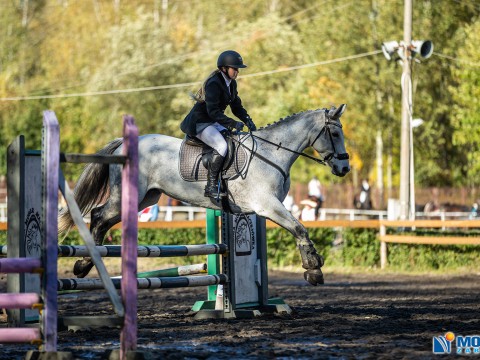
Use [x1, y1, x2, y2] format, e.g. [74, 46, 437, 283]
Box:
[217, 50, 247, 69]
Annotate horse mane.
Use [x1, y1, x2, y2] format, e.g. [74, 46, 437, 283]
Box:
[258, 109, 325, 130]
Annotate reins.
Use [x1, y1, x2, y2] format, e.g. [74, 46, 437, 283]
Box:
[249, 132, 327, 165]
[228, 110, 349, 181]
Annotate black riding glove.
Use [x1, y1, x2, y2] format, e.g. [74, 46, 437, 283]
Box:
[245, 117, 257, 131]
[234, 121, 244, 132]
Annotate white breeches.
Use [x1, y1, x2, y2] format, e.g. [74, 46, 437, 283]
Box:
[196, 123, 228, 157]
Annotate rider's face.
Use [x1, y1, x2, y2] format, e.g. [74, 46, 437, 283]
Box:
[227, 67, 239, 79]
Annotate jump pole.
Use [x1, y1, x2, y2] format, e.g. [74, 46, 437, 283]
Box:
[113, 263, 207, 279]
[0, 244, 227, 258]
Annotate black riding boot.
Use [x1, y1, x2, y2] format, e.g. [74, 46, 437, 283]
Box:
[204, 150, 225, 199]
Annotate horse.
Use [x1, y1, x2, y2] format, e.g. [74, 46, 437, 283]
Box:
[59, 104, 350, 286]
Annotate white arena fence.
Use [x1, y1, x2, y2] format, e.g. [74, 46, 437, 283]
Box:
[0, 202, 475, 223]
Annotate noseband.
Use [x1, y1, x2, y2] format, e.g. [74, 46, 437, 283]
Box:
[311, 111, 350, 162]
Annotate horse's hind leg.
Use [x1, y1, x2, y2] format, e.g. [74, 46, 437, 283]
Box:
[73, 200, 121, 278]
[73, 188, 162, 278]
[256, 200, 324, 286]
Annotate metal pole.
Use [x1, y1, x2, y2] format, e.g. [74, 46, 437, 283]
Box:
[409, 116, 416, 221]
[399, 0, 412, 220]
[376, 130, 384, 209]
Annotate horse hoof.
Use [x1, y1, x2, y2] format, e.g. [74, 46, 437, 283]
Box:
[299, 245, 324, 269]
[304, 269, 324, 286]
[73, 259, 94, 278]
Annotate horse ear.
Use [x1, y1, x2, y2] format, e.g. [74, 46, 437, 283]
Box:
[331, 104, 347, 120]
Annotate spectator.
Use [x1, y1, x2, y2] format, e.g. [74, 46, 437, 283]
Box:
[354, 179, 373, 210]
[308, 176, 324, 218]
[300, 199, 317, 221]
[469, 202, 478, 219]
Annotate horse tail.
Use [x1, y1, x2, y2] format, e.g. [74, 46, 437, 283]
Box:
[58, 138, 124, 234]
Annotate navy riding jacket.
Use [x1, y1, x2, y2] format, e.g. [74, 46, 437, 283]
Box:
[181, 72, 250, 136]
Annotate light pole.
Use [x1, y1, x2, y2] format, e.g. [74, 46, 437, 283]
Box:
[410, 118, 424, 220]
[381, 0, 433, 220]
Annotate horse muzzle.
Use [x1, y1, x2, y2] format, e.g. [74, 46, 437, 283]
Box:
[331, 160, 350, 177]
[331, 165, 350, 177]
[327, 153, 350, 177]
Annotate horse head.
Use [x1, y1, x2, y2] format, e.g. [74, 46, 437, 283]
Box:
[311, 104, 350, 177]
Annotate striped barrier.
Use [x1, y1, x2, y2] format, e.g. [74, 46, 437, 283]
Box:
[0, 244, 227, 258]
[59, 264, 209, 294]
[57, 274, 228, 291]
[113, 263, 207, 279]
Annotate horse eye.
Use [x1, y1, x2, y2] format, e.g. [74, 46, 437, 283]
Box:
[332, 132, 340, 138]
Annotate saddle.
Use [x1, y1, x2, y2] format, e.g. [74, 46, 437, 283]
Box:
[179, 134, 248, 182]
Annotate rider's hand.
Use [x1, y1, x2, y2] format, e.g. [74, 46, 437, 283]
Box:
[245, 117, 257, 131]
[234, 121, 244, 132]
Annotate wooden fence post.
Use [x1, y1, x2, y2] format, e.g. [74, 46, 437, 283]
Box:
[380, 224, 387, 269]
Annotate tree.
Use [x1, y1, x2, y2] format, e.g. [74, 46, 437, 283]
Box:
[450, 19, 480, 187]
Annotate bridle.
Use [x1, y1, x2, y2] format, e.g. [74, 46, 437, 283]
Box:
[310, 110, 350, 162]
[247, 110, 349, 166]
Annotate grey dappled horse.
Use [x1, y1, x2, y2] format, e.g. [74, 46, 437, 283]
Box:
[59, 105, 350, 285]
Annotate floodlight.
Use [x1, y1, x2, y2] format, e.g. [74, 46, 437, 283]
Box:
[411, 40, 434, 59]
[382, 41, 400, 61]
[411, 118, 424, 128]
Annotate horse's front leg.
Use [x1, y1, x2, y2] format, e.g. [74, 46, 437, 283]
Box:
[255, 200, 324, 286]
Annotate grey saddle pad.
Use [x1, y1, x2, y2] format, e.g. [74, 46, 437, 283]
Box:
[179, 139, 248, 182]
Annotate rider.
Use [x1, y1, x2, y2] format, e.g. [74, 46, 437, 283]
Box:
[181, 50, 256, 199]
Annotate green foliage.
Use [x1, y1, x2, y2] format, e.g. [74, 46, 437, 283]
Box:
[266, 227, 335, 267]
[59, 228, 206, 246]
[0, 1, 478, 188]
[341, 228, 380, 267]
[386, 243, 480, 271]
[450, 20, 480, 187]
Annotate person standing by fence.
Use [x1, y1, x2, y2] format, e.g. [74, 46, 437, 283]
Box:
[308, 176, 323, 219]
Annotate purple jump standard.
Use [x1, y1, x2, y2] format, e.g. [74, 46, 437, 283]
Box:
[42, 111, 60, 352]
[120, 115, 139, 360]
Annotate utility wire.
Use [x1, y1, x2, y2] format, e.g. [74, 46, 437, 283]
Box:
[3, 50, 476, 101]
[0, 50, 382, 101]
[240, 50, 383, 79]
[0, 81, 201, 101]
[433, 52, 480, 67]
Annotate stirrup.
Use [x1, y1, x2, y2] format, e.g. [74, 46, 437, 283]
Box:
[204, 188, 226, 200]
[204, 181, 226, 200]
